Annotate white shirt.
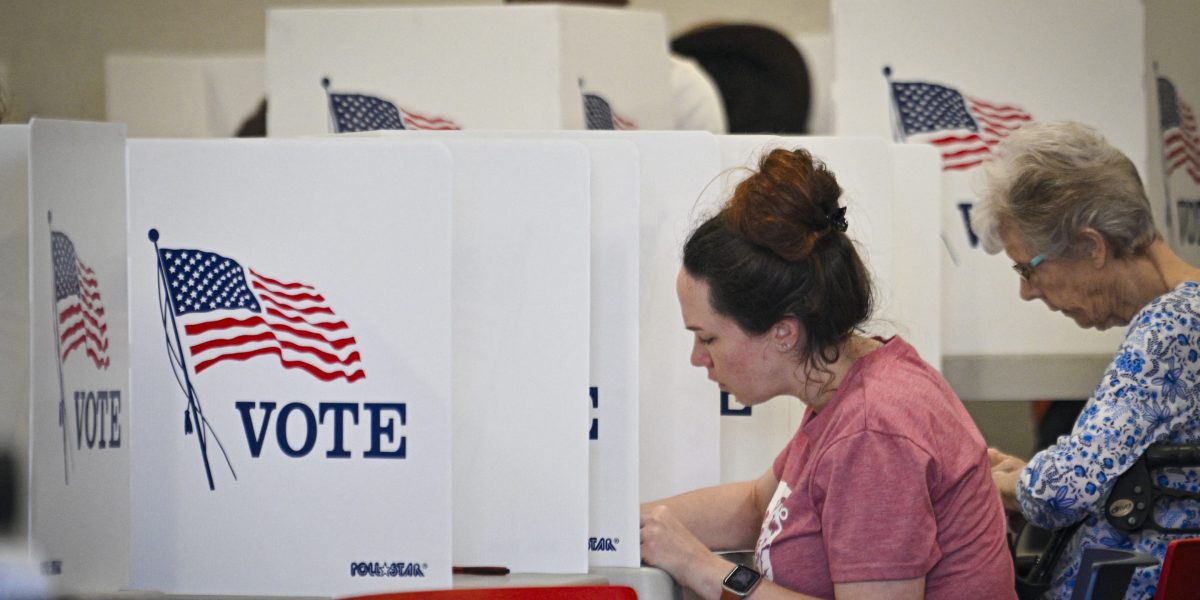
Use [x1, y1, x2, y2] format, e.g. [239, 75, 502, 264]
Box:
[668, 54, 727, 134]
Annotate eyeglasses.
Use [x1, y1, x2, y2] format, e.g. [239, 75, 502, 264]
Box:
[1012, 253, 1046, 282]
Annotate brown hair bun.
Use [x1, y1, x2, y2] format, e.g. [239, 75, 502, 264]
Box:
[723, 148, 844, 262]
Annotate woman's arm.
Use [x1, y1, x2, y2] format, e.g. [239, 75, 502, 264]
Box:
[1017, 296, 1200, 529]
[641, 450, 932, 600]
[640, 466, 779, 551]
[640, 510, 924, 600]
[639, 536, 924, 600]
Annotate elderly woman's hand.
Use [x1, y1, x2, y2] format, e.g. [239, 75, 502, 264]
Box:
[988, 448, 1026, 512]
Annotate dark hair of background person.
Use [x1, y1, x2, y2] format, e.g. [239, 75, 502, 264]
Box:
[235, 99, 267, 137]
[672, 24, 810, 135]
[0, 81, 9, 123]
[682, 148, 873, 374]
[0, 449, 16, 534]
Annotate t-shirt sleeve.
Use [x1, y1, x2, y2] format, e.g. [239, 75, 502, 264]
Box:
[810, 430, 941, 583]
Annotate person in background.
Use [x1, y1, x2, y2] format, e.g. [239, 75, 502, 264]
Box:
[670, 23, 809, 135]
[667, 52, 727, 134]
[504, 0, 727, 133]
[640, 148, 1015, 599]
[0, 448, 48, 600]
[235, 99, 267, 137]
[976, 121, 1200, 600]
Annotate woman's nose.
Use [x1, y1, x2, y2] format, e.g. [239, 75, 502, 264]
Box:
[1019, 277, 1042, 302]
[690, 341, 710, 367]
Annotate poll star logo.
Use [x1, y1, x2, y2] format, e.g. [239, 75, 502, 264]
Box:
[588, 537, 620, 552]
[322, 77, 462, 133]
[883, 66, 1033, 172]
[149, 229, 370, 490]
[48, 213, 120, 486]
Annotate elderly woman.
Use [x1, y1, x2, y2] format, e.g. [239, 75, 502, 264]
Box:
[975, 121, 1200, 600]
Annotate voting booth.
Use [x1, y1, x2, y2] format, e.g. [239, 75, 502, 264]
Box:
[126, 139, 456, 595]
[590, 131, 724, 503]
[105, 54, 265, 138]
[1147, 2, 1200, 265]
[372, 129, 696, 568]
[0, 120, 131, 595]
[266, 5, 672, 136]
[832, 0, 1145, 365]
[378, 129, 725, 508]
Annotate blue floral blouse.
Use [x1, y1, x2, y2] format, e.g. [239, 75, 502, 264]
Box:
[1018, 281, 1200, 600]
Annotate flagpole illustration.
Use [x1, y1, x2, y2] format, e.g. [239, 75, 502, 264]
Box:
[322, 77, 338, 134]
[149, 228, 237, 491]
[48, 212, 72, 485]
[883, 66, 905, 143]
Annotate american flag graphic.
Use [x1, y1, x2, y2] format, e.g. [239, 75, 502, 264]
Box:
[324, 78, 460, 133]
[157, 247, 365, 383]
[583, 93, 636, 131]
[52, 231, 110, 369]
[889, 79, 1033, 171]
[1159, 76, 1200, 185]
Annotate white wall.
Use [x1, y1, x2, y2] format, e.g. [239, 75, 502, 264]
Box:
[0, 0, 827, 124]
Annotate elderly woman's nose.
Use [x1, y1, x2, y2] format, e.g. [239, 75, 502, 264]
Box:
[1019, 278, 1041, 301]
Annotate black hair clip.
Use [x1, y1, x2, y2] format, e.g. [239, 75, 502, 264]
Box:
[826, 206, 848, 233]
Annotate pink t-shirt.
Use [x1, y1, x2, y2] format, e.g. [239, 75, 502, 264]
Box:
[753, 337, 1015, 599]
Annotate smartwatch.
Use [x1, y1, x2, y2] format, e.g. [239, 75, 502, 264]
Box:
[720, 564, 763, 599]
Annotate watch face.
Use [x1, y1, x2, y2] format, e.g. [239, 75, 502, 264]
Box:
[724, 565, 762, 593]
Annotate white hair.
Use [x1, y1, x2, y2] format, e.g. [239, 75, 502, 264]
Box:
[972, 121, 1156, 259]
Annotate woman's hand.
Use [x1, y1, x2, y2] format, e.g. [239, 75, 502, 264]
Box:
[640, 504, 727, 590]
[988, 447, 1026, 512]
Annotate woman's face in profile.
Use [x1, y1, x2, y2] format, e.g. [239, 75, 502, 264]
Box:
[675, 268, 793, 405]
[999, 225, 1126, 330]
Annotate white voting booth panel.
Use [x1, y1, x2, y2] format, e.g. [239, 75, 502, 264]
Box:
[436, 139, 592, 574]
[833, 0, 1144, 357]
[355, 133, 594, 573]
[792, 33, 834, 135]
[374, 130, 721, 511]
[1147, 3, 1200, 265]
[577, 140, 641, 569]
[105, 54, 265, 138]
[714, 136, 941, 484]
[368, 130, 639, 568]
[266, 5, 671, 136]
[23, 121, 130, 595]
[127, 139, 454, 596]
[890, 144, 944, 369]
[29, 122, 130, 593]
[606, 132, 723, 503]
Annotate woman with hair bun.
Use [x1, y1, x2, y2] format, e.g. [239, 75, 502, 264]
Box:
[639, 148, 1015, 600]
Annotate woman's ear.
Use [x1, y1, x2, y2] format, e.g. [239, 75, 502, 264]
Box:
[1077, 228, 1109, 269]
[772, 317, 801, 351]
